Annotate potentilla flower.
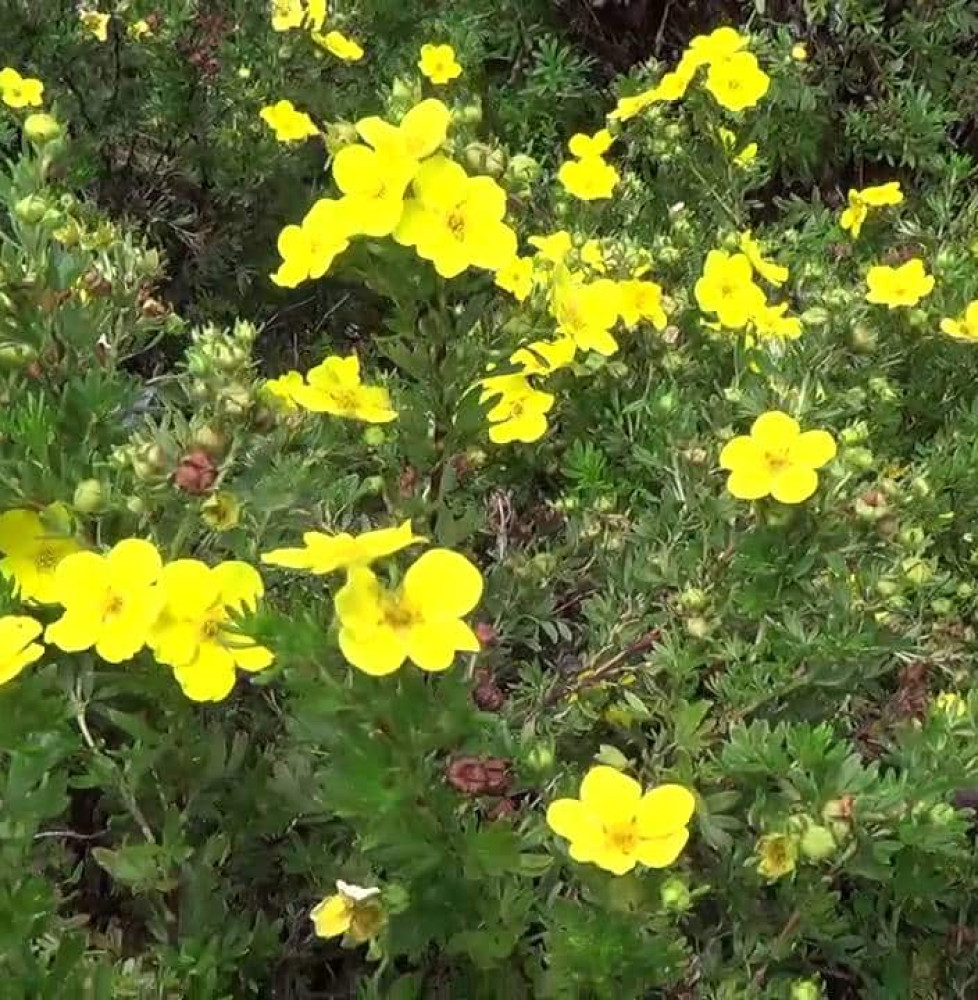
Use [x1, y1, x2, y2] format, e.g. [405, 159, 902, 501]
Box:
[270, 199, 352, 288]
[290, 354, 397, 423]
[840, 181, 903, 239]
[481, 375, 555, 444]
[567, 129, 614, 160]
[579, 239, 607, 274]
[335, 548, 483, 675]
[45, 539, 164, 663]
[128, 18, 153, 40]
[750, 302, 803, 341]
[510, 338, 576, 376]
[316, 30, 364, 62]
[418, 43, 462, 85]
[270, 0, 304, 31]
[0, 615, 44, 686]
[0, 68, 44, 108]
[940, 301, 978, 341]
[551, 272, 622, 355]
[79, 10, 110, 42]
[695, 250, 766, 329]
[720, 410, 837, 504]
[0, 505, 82, 604]
[303, 0, 327, 31]
[617, 279, 668, 330]
[311, 881, 384, 943]
[756, 832, 799, 880]
[935, 691, 967, 719]
[355, 98, 450, 162]
[865, 258, 934, 309]
[685, 26, 749, 68]
[557, 156, 619, 202]
[528, 231, 572, 264]
[263, 371, 305, 410]
[332, 143, 414, 238]
[495, 256, 535, 301]
[259, 100, 319, 143]
[546, 765, 695, 876]
[262, 521, 423, 574]
[149, 559, 273, 702]
[200, 492, 241, 532]
[704, 52, 770, 112]
[739, 231, 788, 286]
[718, 127, 758, 167]
[394, 155, 517, 278]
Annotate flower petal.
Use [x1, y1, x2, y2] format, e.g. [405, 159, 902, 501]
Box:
[579, 766, 642, 824]
[635, 829, 689, 868]
[750, 411, 800, 448]
[788, 430, 837, 469]
[107, 539, 162, 590]
[771, 466, 819, 504]
[719, 435, 762, 471]
[403, 549, 483, 618]
[635, 784, 696, 838]
[311, 895, 352, 938]
[726, 466, 772, 500]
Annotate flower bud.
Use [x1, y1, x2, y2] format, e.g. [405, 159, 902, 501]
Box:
[361, 475, 385, 495]
[506, 153, 540, 187]
[201, 491, 240, 532]
[73, 479, 105, 513]
[463, 142, 506, 178]
[24, 112, 63, 146]
[844, 446, 874, 471]
[14, 195, 47, 225]
[910, 476, 931, 498]
[847, 322, 878, 354]
[685, 615, 711, 638]
[799, 822, 836, 861]
[363, 426, 385, 447]
[659, 876, 691, 911]
[173, 450, 218, 494]
[126, 495, 146, 514]
[790, 981, 821, 1000]
[457, 100, 483, 125]
[930, 802, 956, 825]
[525, 742, 555, 774]
[190, 425, 226, 456]
[678, 587, 707, 611]
[0, 342, 37, 368]
[901, 557, 933, 586]
[791, 43, 809, 62]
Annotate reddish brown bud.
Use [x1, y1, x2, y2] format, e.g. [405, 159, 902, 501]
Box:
[445, 756, 510, 797]
[474, 622, 497, 646]
[486, 798, 517, 821]
[174, 449, 217, 494]
[473, 680, 505, 712]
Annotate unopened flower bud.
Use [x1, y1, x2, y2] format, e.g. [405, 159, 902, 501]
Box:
[659, 876, 691, 911]
[14, 195, 47, 224]
[799, 822, 836, 861]
[678, 587, 707, 611]
[174, 449, 218, 494]
[73, 479, 105, 513]
[790, 981, 821, 1000]
[24, 112, 63, 146]
[363, 426, 385, 447]
[847, 322, 878, 354]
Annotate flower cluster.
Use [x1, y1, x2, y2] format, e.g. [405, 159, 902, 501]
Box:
[840, 181, 903, 239]
[0, 67, 44, 109]
[557, 129, 619, 202]
[264, 354, 397, 423]
[270, 1, 363, 60]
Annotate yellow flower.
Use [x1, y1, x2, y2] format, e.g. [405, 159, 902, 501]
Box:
[865, 258, 934, 309]
[940, 301, 978, 341]
[751, 302, 802, 341]
[704, 52, 770, 112]
[418, 44, 462, 85]
[720, 411, 837, 504]
[355, 98, 450, 163]
[608, 88, 658, 123]
[304, 0, 327, 31]
[617, 279, 668, 330]
[694, 250, 766, 329]
[291, 354, 396, 423]
[270, 198, 351, 287]
[0, 505, 81, 604]
[316, 30, 364, 62]
[262, 521, 423, 574]
[495, 256, 535, 301]
[685, 26, 749, 68]
[79, 10, 110, 42]
[335, 549, 483, 675]
[568, 129, 613, 159]
[128, 18, 153, 40]
[332, 143, 414, 238]
[259, 100, 319, 143]
[312, 881, 384, 943]
[719, 128, 758, 167]
[557, 155, 619, 201]
[552, 273, 622, 356]
[740, 231, 788, 286]
[201, 493, 241, 532]
[149, 560, 273, 702]
[546, 765, 695, 876]
[482, 375, 555, 444]
[529, 231, 572, 264]
[791, 43, 808, 61]
[840, 182, 903, 238]
[579, 239, 607, 274]
[756, 832, 799, 880]
[45, 539, 164, 663]
[394, 156, 517, 278]
[0, 68, 44, 109]
[510, 338, 576, 376]
[271, 0, 304, 31]
[263, 370, 305, 410]
[0, 615, 44, 686]
[935, 691, 967, 719]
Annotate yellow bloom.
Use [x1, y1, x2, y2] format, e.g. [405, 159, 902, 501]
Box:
[79, 10, 110, 42]
[495, 256, 535, 301]
[355, 98, 450, 163]
[335, 549, 483, 675]
[935, 691, 967, 719]
[568, 129, 613, 159]
[304, 0, 327, 31]
[720, 411, 837, 504]
[756, 832, 799, 880]
[529, 231, 572, 264]
[0, 615, 44, 686]
[719, 127, 758, 167]
[751, 302, 802, 341]
[704, 52, 770, 112]
[270, 199, 351, 288]
[546, 765, 695, 876]
[608, 88, 658, 123]
[45, 539, 164, 663]
[551, 273, 622, 356]
[0, 505, 81, 604]
[395, 156, 517, 278]
[128, 18, 153, 40]
[332, 144, 414, 238]
[290, 355, 396, 423]
[316, 30, 364, 62]
[685, 26, 749, 68]
[0, 68, 44, 109]
[617, 279, 668, 330]
[865, 258, 934, 309]
[149, 560, 273, 702]
[740, 231, 788, 286]
[482, 375, 555, 444]
[259, 100, 319, 143]
[201, 493, 241, 532]
[418, 44, 462, 85]
[840, 182, 903, 238]
[791, 43, 808, 61]
[579, 239, 607, 274]
[557, 156, 619, 201]
[940, 301, 978, 341]
[271, 0, 304, 31]
[262, 521, 423, 574]
[263, 370, 305, 410]
[312, 881, 384, 943]
[694, 250, 766, 329]
[510, 338, 576, 376]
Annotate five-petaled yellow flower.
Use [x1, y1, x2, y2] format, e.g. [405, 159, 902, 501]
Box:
[481, 374, 555, 444]
[291, 354, 397, 423]
[941, 301, 978, 341]
[335, 549, 483, 675]
[128, 18, 153, 40]
[720, 410, 837, 504]
[149, 559, 273, 702]
[271, 0, 304, 31]
[739, 231, 788, 286]
[262, 521, 423, 574]
[79, 10, 110, 42]
[311, 881, 385, 943]
[551, 273, 622, 356]
[546, 765, 695, 876]
[418, 44, 462, 85]
[495, 256, 535, 301]
[840, 181, 903, 239]
[865, 258, 934, 309]
[355, 98, 450, 163]
[0, 67, 44, 109]
[704, 51, 770, 112]
[756, 832, 799, 880]
[316, 30, 364, 62]
[45, 539, 164, 663]
[271, 198, 351, 288]
[260, 100, 319, 143]
[558, 155, 619, 202]
[0, 615, 45, 686]
[618, 279, 668, 330]
[0, 505, 81, 604]
[695, 250, 766, 329]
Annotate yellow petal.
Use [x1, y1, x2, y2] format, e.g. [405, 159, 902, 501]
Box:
[635, 784, 696, 838]
[311, 895, 352, 938]
[212, 561, 264, 612]
[173, 642, 237, 702]
[159, 560, 216, 617]
[546, 798, 603, 845]
[402, 549, 483, 618]
[405, 621, 458, 671]
[45, 611, 98, 653]
[726, 466, 773, 500]
[719, 435, 762, 471]
[0, 509, 42, 554]
[54, 551, 109, 605]
[229, 642, 274, 673]
[338, 625, 406, 676]
[788, 430, 836, 469]
[399, 98, 450, 159]
[771, 466, 819, 504]
[750, 411, 800, 448]
[590, 845, 638, 876]
[106, 539, 162, 590]
[635, 829, 690, 868]
[579, 765, 642, 824]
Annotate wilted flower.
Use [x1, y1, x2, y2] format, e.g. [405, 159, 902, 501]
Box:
[756, 832, 799, 880]
[311, 881, 385, 943]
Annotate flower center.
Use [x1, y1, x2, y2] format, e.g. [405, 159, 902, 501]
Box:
[764, 448, 791, 473]
[103, 594, 124, 620]
[606, 821, 639, 854]
[331, 388, 360, 411]
[382, 597, 420, 632]
[447, 211, 467, 239]
[34, 544, 59, 572]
